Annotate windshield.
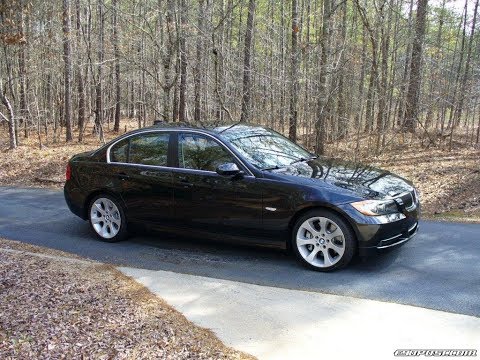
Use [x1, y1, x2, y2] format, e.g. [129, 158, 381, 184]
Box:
[219, 126, 313, 170]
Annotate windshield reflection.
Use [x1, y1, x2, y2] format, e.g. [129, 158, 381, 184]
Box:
[218, 126, 312, 170]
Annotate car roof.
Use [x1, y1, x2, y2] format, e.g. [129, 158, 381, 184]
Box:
[105, 122, 272, 146]
[146, 121, 271, 137]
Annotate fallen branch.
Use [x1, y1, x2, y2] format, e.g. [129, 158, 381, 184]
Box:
[34, 177, 64, 184]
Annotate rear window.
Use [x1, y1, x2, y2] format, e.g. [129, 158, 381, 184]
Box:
[129, 133, 169, 166]
[109, 132, 170, 166]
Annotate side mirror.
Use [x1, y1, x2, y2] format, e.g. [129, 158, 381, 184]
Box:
[216, 162, 242, 177]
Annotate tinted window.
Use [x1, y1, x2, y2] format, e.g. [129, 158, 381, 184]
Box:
[178, 133, 234, 172]
[110, 139, 129, 163]
[129, 133, 170, 166]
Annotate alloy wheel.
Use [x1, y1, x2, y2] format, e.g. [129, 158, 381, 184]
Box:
[296, 216, 346, 268]
[90, 197, 122, 239]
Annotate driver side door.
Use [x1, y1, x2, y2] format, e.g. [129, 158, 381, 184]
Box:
[171, 132, 263, 238]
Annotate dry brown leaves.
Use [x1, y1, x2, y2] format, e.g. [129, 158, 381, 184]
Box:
[0, 243, 254, 360]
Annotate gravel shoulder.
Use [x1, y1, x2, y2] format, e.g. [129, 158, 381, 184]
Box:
[0, 239, 254, 360]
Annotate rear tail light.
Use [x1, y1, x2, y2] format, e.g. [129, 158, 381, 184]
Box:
[66, 163, 72, 181]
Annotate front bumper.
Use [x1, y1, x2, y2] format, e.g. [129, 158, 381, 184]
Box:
[337, 200, 420, 257]
[358, 221, 418, 256]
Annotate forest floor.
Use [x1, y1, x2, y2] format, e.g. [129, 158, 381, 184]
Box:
[1, 120, 479, 222]
[0, 238, 253, 359]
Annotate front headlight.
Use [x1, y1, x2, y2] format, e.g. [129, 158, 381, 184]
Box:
[350, 199, 400, 216]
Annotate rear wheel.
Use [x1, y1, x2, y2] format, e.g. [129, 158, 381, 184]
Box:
[292, 209, 356, 271]
[88, 194, 128, 242]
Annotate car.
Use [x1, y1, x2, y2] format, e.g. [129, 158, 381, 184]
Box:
[64, 123, 419, 271]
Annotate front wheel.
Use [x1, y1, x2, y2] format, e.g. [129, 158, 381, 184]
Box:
[88, 194, 128, 242]
[292, 209, 356, 271]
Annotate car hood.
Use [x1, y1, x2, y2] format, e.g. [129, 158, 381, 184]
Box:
[265, 156, 414, 200]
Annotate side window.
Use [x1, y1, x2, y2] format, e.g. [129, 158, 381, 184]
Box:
[178, 133, 235, 172]
[110, 139, 129, 163]
[129, 133, 170, 166]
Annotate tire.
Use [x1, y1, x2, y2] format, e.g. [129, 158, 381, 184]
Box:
[292, 209, 356, 271]
[88, 194, 128, 243]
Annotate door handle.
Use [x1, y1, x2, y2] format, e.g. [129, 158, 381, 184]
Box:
[117, 172, 129, 180]
[178, 176, 193, 188]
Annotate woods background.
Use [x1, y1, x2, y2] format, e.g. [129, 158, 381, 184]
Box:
[0, 0, 479, 155]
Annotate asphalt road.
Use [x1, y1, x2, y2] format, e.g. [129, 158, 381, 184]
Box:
[1, 186, 479, 317]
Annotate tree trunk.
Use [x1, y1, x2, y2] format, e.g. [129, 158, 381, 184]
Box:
[178, 0, 187, 122]
[288, 0, 299, 141]
[18, 9, 28, 141]
[452, 0, 478, 128]
[315, 0, 331, 155]
[240, 0, 256, 123]
[403, 0, 428, 133]
[113, 0, 121, 132]
[76, 0, 85, 142]
[0, 84, 17, 149]
[95, 0, 105, 142]
[63, 0, 73, 142]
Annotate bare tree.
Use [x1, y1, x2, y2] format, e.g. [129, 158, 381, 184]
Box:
[240, 0, 256, 123]
[288, 0, 299, 141]
[113, 0, 121, 132]
[95, 0, 105, 142]
[404, 0, 428, 132]
[315, 0, 332, 155]
[0, 79, 16, 149]
[63, 0, 73, 142]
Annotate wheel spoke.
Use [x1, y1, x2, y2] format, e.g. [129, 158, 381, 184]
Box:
[306, 247, 321, 263]
[94, 203, 106, 215]
[297, 237, 316, 247]
[302, 220, 318, 236]
[328, 242, 344, 255]
[318, 217, 327, 232]
[327, 227, 343, 239]
[321, 249, 333, 267]
[100, 223, 108, 237]
[91, 216, 103, 224]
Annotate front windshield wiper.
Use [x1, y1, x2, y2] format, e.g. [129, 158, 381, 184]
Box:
[261, 165, 285, 171]
[289, 155, 317, 165]
[262, 156, 317, 171]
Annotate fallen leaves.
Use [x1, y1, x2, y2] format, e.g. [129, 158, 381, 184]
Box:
[0, 242, 254, 360]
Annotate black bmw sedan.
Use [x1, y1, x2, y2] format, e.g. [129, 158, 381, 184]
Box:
[64, 123, 419, 271]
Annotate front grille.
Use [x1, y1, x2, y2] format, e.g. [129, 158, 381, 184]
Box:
[396, 190, 417, 212]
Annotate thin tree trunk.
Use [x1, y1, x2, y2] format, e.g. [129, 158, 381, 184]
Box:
[95, 0, 105, 142]
[63, 0, 73, 142]
[76, 0, 85, 142]
[113, 0, 121, 132]
[0, 82, 17, 149]
[240, 0, 256, 123]
[288, 0, 299, 140]
[315, 0, 331, 155]
[178, 0, 187, 122]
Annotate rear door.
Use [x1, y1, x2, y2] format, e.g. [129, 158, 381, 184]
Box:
[108, 131, 174, 226]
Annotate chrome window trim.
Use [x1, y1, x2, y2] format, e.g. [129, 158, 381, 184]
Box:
[106, 128, 255, 177]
